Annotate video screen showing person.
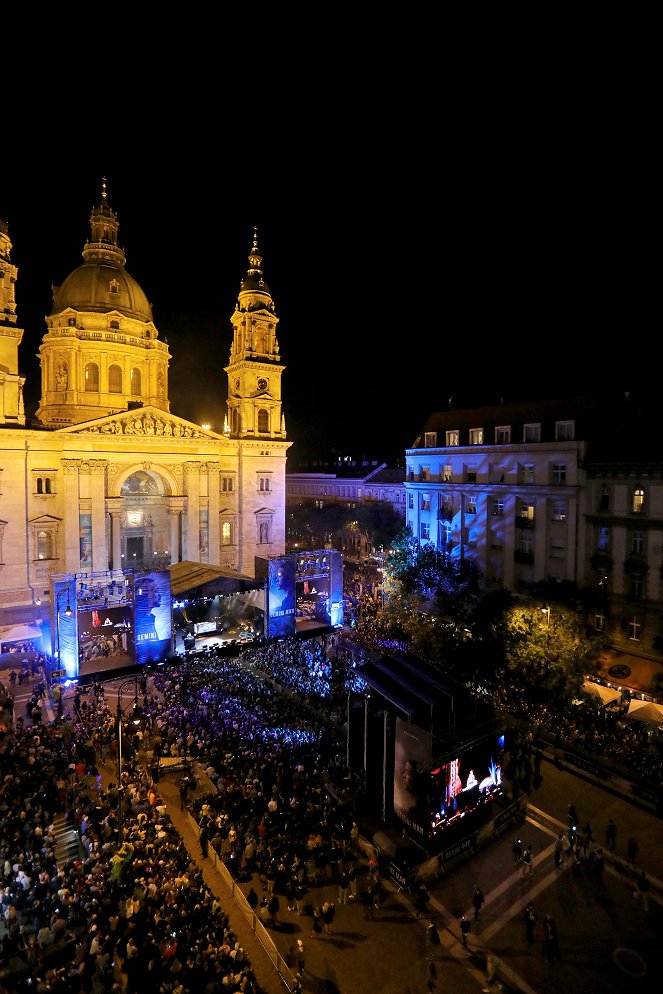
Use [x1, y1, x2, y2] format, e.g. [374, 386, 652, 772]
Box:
[393, 718, 433, 838]
[267, 558, 296, 637]
[78, 605, 135, 668]
[430, 745, 503, 834]
[134, 570, 172, 664]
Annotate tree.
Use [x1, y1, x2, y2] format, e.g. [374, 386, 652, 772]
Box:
[502, 601, 604, 704]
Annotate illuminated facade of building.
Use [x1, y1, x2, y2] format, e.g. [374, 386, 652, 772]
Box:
[0, 185, 290, 622]
[406, 394, 663, 667]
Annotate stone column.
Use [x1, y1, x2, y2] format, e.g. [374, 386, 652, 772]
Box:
[90, 460, 108, 572]
[62, 460, 81, 573]
[110, 511, 122, 572]
[184, 463, 200, 561]
[207, 462, 220, 565]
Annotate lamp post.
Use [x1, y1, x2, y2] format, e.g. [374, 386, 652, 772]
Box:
[54, 588, 73, 687]
[115, 676, 140, 847]
[542, 605, 551, 628]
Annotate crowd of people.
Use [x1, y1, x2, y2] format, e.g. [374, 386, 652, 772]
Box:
[1, 612, 662, 993]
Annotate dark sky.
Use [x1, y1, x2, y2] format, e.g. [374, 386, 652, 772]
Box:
[2, 134, 651, 468]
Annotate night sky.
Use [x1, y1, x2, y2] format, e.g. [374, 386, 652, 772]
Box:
[2, 142, 650, 469]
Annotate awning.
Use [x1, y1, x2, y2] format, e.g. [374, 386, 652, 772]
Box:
[625, 699, 663, 726]
[0, 623, 43, 644]
[582, 681, 622, 706]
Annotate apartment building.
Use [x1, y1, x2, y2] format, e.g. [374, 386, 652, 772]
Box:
[405, 393, 663, 665]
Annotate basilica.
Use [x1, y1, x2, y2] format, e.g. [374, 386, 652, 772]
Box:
[0, 182, 290, 627]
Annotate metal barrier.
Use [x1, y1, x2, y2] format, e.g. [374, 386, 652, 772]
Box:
[185, 811, 298, 993]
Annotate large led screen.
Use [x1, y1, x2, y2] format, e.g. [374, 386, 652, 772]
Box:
[266, 556, 296, 638]
[393, 718, 433, 838]
[78, 604, 135, 670]
[133, 570, 172, 665]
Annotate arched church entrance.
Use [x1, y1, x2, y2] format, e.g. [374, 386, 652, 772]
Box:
[115, 469, 178, 572]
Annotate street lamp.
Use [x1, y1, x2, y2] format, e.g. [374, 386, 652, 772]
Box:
[541, 605, 551, 628]
[115, 676, 141, 846]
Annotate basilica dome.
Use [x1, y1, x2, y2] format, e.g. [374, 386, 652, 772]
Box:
[51, 259, 153, 322]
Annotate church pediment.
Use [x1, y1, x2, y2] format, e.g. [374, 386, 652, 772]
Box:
[57, 407, 219, 440]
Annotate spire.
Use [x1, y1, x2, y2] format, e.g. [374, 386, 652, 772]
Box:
[82, 177, 126, 268]
[238, 225, 273, 310]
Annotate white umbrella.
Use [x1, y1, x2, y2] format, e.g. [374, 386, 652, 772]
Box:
[582, 681, 621, 706]
[625, 699, 663, 725]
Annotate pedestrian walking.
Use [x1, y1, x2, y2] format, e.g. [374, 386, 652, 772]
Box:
[521, 844, 533, 879]
[459, 914, 471, 947]
[414, 881, 431, 919]
[472, 884, 485, 921]
[524, 902, 538, 944]
[581, 822, 593, 856]
[267, 892, 280, 928]
[199, 823, 209, 859]
[634, 870, 650, 912]
[321, 900, 335, 934]
[338, 865, 350, 904]
[427, 919, 440, 958]
[542, 913, 561, 962]
[605, 818, 617, 851]
[310, 905, 323, 938]
[348, 861, 360, 900]
[512, 838, 522, 864]
[294, 882, 307, 916]
[295, 938, 305, 977]
[627, 836, 639, 864]
[568, 803, 578, 830]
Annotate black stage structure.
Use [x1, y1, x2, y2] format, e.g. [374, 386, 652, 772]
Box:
[347, 650, 523, 880]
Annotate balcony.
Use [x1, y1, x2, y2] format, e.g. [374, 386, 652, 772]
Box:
[515, 517, 535, 529]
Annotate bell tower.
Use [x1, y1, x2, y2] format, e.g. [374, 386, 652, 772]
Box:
[0, 217, 26, 426]
[224, 228, 286, 440]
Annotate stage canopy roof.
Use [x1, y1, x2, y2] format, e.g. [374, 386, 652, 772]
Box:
[167, 561, 264, 599]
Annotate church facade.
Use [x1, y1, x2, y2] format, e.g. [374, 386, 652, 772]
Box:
[0, 183, 290, 620]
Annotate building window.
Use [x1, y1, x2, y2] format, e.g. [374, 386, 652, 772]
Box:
[495, 426, 511, 444]
[632, 488, 645, 514]
[518, 464, 535, 485]
[130, 367, 142, 395]
[465, 466, 477, 484]
[257, 408, 269, 433]
[491, 497, 504, 517]
[441, 523, 452, 546]
[550, 539, 565, 559]
[556, 420, 575, 441]
[631, 530, 644, 555]
[420, 521, 430, 541]
[446, 430, 459, 447]
[551, 499, 567, 521]
[408, 493, 414, 509]
[424, 432, 437, 447]
[598, 526, 609, 551]
[519, 500, 535, 521]
[420, 466, 431, 482]
[221, 521, 233, 546]
[110, 319, 120, 330]
[598, 485, 609, 512]
[108, 364, 122, 393]
[630, 573, 643, 599]
[524, 423, 541, 443]
[37, 529, 54, 560]
[469, 428, 484, 445]
[33, 473, 56, 496]
[259, 476, 271, 493]
[466, 496, 477, 515]
[519, 533, 533, 554]
[442, 464, 452, 482]
[595, 610, 606, 633]
[627, 615, 641, 641]
[421, 493, 431, 511]
[85, 363, 99, 391]
[552, 463, 566, 485]
[221, 477, 234, 493]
